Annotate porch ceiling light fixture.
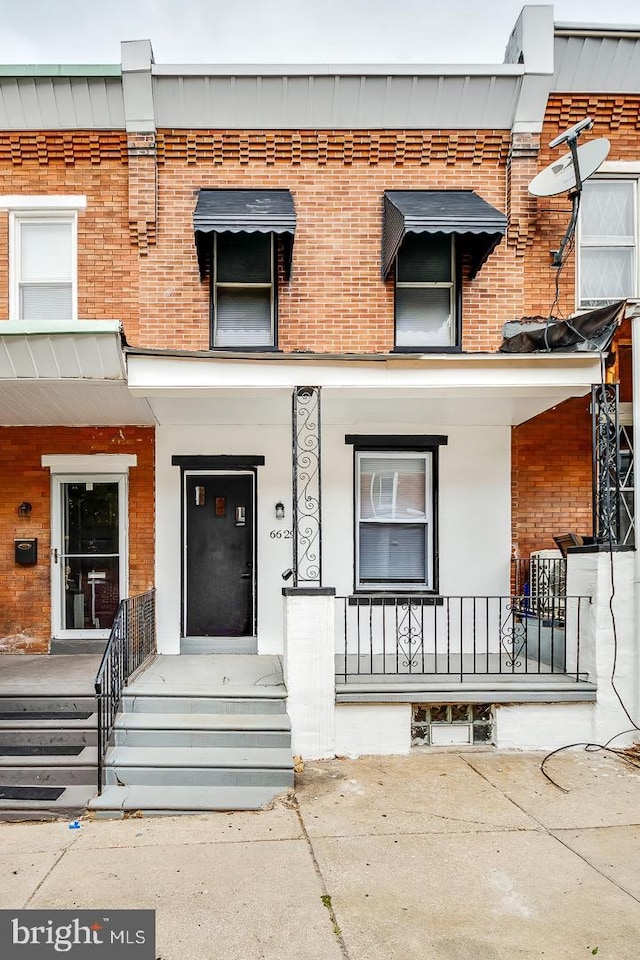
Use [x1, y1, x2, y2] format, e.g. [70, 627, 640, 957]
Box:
[275, 501, 285, 519]
[17, 502, 32, 519]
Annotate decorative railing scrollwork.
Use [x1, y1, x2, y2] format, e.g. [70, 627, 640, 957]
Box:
[592, 383, 621, 544]
[292, 386, 322, 586]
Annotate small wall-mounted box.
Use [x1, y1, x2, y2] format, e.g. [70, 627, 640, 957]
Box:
[15, 539, 37, 565]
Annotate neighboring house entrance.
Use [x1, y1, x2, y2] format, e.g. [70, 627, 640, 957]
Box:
[51, 475, 126, 638]
[183, 472, 255, 642]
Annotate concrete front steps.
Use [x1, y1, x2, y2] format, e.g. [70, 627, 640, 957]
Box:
[0, 696, 98, 821]
[89, 657, 293, 816]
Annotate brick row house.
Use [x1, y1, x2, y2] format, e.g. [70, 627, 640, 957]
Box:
[0, 6, 639, 814]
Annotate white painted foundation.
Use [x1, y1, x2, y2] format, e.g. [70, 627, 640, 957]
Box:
[494, 702, 595, 750]
[335, 703, 411, 757]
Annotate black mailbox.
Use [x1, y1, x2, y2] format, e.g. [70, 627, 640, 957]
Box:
[15, 539, 37, 565]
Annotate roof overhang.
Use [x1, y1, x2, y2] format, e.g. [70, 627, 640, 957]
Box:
[126, 350, 602, 427]
[382, 191, 507, 280]
[0, 321, 154, 426]
[193, 189, 296, 280]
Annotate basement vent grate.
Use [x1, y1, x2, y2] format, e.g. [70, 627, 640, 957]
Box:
[412, 704, 494, 746]
[0, 785, 65, 801]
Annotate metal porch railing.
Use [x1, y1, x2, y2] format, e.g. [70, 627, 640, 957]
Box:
[94, 589, 156, 795]
[511, 557, 567, 619]
[336, 594, 590, 684]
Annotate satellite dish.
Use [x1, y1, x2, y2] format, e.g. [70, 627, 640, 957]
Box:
[528, 138, 610, 197]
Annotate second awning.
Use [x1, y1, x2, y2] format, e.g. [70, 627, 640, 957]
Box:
[382, 190, 507, 280]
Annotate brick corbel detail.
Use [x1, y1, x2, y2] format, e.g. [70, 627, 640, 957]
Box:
[507, 131, 540, 255]
[128, 134, 157, 253]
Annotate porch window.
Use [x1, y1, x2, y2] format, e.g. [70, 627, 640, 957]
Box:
[212, 233, 275, 348]
[356, 451, 434, 590]
[578, 179, 638, 308]
[395, 233, 456, 347]
[12, 214, 77, 321]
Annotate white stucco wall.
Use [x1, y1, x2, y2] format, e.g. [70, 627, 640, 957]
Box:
[335, 703, 412, 756]
[494, 702, 595, 750]
[155, 410, 512, 653]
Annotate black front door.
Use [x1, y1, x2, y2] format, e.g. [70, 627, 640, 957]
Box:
[185, 473, 254, 637]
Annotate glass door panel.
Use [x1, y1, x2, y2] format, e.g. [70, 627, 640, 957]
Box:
[61, 481, 120, 631]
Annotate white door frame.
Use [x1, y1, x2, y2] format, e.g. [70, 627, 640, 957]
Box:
[51, 473, 129, 639]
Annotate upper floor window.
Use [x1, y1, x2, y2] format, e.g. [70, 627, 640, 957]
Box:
[212, 233, 275, 348]
[12, 215, 76, 321]
[395, 234, 457, 348]
[1, 196, 86, 322]
[579, 179, 638, 308]
[382, 190, 506, 353]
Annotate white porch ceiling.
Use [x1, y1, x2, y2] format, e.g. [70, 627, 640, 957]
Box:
[0, 379, 155, 426]
[129, 353, 602, 427]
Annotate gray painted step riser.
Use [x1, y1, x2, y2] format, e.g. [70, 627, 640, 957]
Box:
[105, 768, 294, 788]
[0, 698, 96, 714]
[0, 768, 97, 786]
[122, 697, 286, 715]
[0, 731, 97, 747]
[0, 809, 87, 822]
[113, 730, 291, 748]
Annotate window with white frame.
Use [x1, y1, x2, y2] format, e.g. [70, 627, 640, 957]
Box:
[212, 233, 275, 348]
[11, 212, 78, 321]
[579, 179, 638, 308]
[395, 234, 457, 348]
[356, 451, 434, 590]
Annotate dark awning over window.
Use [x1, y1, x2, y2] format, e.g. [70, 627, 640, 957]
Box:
[382, 190, 507, 280]
[193, 189, 296, 280]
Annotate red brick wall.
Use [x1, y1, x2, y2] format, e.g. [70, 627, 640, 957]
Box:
[511, 397, 593, 559]
[0, 427, 154, 653]
[0, 133, 141, 342]
[143, 129, 516, 353]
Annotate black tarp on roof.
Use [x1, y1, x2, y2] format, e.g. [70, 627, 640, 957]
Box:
[193, 189, 296, 279]
[499, 301, 626, 353]
[382, 190, 507, 280]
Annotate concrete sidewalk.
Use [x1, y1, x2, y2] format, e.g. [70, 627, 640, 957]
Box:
[1, 749, 640, 959]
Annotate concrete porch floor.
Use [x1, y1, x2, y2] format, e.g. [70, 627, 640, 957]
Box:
[0, 655, 102, 696]
[126, 655, 286, 697]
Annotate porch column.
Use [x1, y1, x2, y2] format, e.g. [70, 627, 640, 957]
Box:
[291, 386, 322, 586]
[591, 383, 621, 543]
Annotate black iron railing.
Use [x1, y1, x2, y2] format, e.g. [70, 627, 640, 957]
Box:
[511, 557, 567, 619]
[336, 594, 590, 683]
[95, 589, 156, 795]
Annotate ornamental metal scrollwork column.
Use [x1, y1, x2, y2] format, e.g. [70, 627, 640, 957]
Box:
[292, 386, 322, 586]
[592, 383, 621, 543]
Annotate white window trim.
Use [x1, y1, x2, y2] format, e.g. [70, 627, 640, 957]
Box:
[213, 233, 275, 348]
[42, 454, 137, 473]
[9, 209, 80, 321]
[577, 176, 639, 310]
[0, 195, 86, 211]
[395, 235, 456, 348]
[355, 450, 434, 591]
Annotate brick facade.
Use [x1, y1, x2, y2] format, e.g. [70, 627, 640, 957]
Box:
[0, 427, 154, 653]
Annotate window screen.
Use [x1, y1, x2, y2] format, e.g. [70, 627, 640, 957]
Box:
[579, 180, 637, 307]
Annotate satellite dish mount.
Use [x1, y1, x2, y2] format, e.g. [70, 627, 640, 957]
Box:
[528, 118, 610, 269]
